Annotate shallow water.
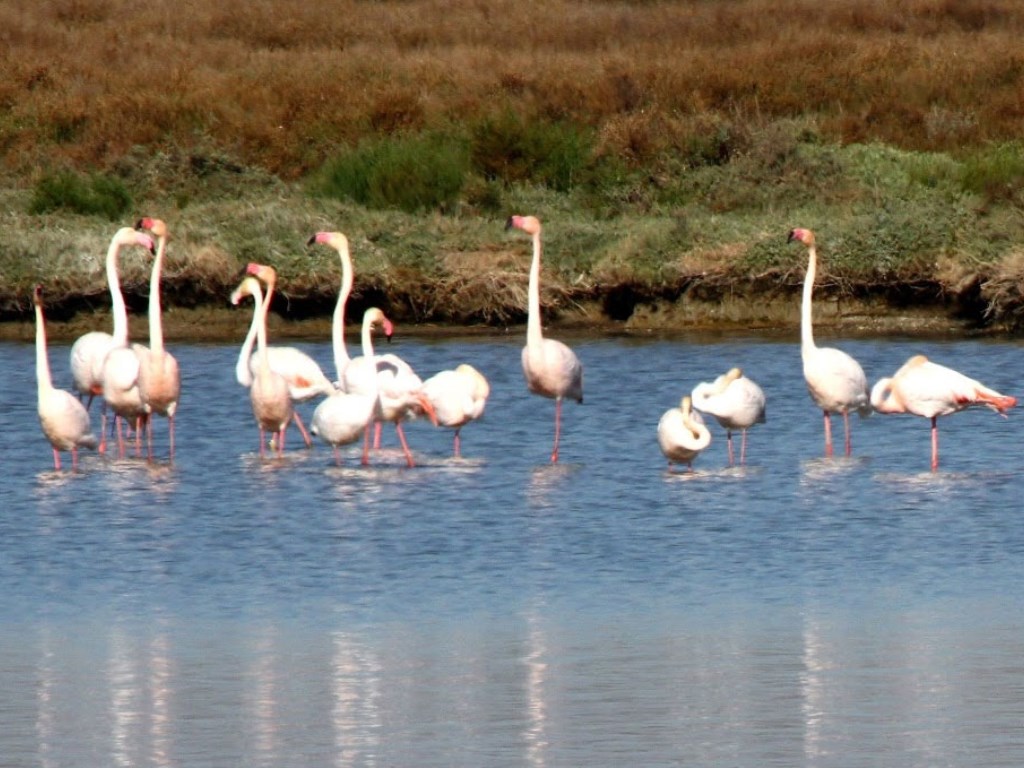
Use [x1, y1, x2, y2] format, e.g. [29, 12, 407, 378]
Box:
[3, 332, 1024, 767]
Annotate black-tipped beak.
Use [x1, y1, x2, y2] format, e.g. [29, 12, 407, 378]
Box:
[306, 234, 317, 246]
[134, 218, 145, 230]
[504, 216, 514, 230]
[786, 229, 797, 243]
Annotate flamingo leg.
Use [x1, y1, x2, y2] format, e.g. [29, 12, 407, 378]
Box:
[843, 411, 852, 457]
[822, 410, 833, 457]
[99, 411, 108, 454]
[333, 446, 341, 465]
[361, 423, 372, 465]
[453, 428, 462, 459]
[258, 427, 267, 458]
[551, 398, 563, 463]
[726, 429, 735, 466]
[395, 423, 415, 468]
[740, 429, 749, 465]
[292, 411, 313, 448]
[52, 448, 61, 471]
[373, 421, 383, 450]
[277, 426, 286, 457]
[70, 448, 78, 471]
[931, 416, 939, 472]
[168, 415, 175, 462]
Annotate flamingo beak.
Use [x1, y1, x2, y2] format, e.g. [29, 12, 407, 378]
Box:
[383, 318, 394, 342]
[306, 234, 317, 246]
[416, 393, 438, 426]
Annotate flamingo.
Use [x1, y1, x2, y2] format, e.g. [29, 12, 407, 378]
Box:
[231, 273, 335, 448]
[307, 231, 354, 388]
[871, 354, 1017, 471]
[506, 214, 583, 463]
[34, 285, 98, 470]
[657, 395, 711, 471]
[133, 217, 180, 461]
[691, 367, 766, 465]
[310, 308, 385, 465]
[69, 227, 155, 410]
[422, 363, 491, 458]
[788, 227, 871, 457]
[240, 263, 293, 458]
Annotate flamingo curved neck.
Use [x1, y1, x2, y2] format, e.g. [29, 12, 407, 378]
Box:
[526, 230, 544, 350]
[870, 377, 898, 413]
[801, 243, 817, 354]
[35, 302, 53, 394]
[148, 233, 166, 355]
[235, 284, 262, 387]
[255, 282, 274, 375]
[106, 238, 129, 345]
[360, 315, 377, 359]
[332, 244, 354, 381]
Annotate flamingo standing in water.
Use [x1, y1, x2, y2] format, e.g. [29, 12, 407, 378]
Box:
[238, 263, 293, 457]
[657, 395, 711, 471]
[307, 231, 355, 387]
[691, 367, 766, 465]
[422, 363, 490, 458]
[231, 272, 334, 448]
[134, 217, 180, 461]
[788, 228, 871, 457]
[871, 354, 1016, 471]
[310, 308, 385, 465]
[34, 285, 98, 470]
[506, 214, 583, 463]
[69, 227, 155, 414]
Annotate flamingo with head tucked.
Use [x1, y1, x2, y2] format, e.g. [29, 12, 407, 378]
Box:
[691, 367, 766, 465]
[422, 363, 490, 458]
[133, 217, 180, 461]
[788, 227, 871, 457]
[871, 354, 1016, 471]
[239, 263, 294, 457]
[658, 395, 711, 471]
[505, 214, 583, 463]
[35, 285, 98, 470]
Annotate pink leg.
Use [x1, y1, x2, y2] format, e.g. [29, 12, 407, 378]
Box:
[99, 411, 108, 454]
[53, 448, 62, 471]
[333, 445, 341, 465]
[395, 423, 415, 467]
[843, 411, 852, 457]
[726, 430, 735, 466]
[551, 398, 563, 463]
[277, 427, 286, 457]
[931, 416, 939, 472]
[453, 428, 462, 458]
[292, 412, 312, 448]
[71, 448, 78, 471]
[146, 415, 154, 461]
[822, 411, 833, 457]
[258, 427, 267, 458]
[168, 415, 175, 462]
[361, 423, 372, 465]
[740, 429, 749, 465]
[373, 421, 383, 450]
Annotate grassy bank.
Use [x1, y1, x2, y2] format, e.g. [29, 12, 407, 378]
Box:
[3, 1, 1024, 336]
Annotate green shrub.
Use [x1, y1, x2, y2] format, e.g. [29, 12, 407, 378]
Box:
[29, 170, 132, 220]
[470, 111, 594, 192]
[311, 133, 469, 214]
[958, 142, 1024, 203]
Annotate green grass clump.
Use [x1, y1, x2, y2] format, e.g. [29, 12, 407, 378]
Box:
[28, 170, 132, 220]
[958, 143, 1024, 204]
[311, 133, 469, 214]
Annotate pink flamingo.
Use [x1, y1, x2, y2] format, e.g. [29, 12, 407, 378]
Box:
[134, 217, 180, 460]
[871, 354, 1017, 471]
[691, 367, 766, 465]
[506, 214, 583, 463]
[788, 227, 871, 457]
[307, 231, 355, 387]
[422, 364, 490, 458]
[34, 285, 98, 470]
[657, 395, 711, 471]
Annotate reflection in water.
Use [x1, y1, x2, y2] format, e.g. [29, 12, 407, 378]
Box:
[332, 632, 381, 768]
[522, 611, 548, 768]
[249, 625, 279, 765]
[526, 463, 578, 508]
[800, 614, 829, 762]
[109, 626, 138, 768]
[36, 626, 56, 768]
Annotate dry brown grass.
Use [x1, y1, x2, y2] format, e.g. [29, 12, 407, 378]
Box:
[2, 0, 1023, 179]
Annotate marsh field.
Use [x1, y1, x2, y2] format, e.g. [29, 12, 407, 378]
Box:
[4, 0, 1024, 338]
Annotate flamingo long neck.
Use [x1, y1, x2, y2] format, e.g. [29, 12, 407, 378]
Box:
[682, 404, 712, 449]
[235, 284, 262, 387]
[34, 301, 53, 396]
[107, 238, 129, 346]
[360, 314, 377, 359]
[255, 281, 274, 379]
[801, 243, 818, 354]
[332, 243, 354, 381]
[148, 233, 167, 355]
[526, 229, 544, 351]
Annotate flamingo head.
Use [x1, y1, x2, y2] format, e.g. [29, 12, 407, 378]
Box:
[787, 227, 815, 246]
[32, 284, 43, 307]
[246, 262, 277, 286]
[136, 217, 168, 239]
[415, 392, 439, 426]
[230, 276, 262, 306]
[505, 214, 541, 236]
[306, 231, 347, 250]
[113, 226, 156, 254]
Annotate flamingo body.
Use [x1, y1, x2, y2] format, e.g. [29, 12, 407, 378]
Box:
[506, 214, 583, 463]
[422, 363, 490, 457]
[35, 286, 98, 469]
[658, 396, 711, 470]
[789, 227, 870, 457]
[691, 367, 766, 464]
[871, 354, 1016, 470]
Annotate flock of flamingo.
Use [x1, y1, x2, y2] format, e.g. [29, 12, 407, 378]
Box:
[32, 216, 1018, 475]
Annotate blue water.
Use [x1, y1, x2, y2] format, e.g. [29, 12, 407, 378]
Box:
[2, 331, 1023, 766]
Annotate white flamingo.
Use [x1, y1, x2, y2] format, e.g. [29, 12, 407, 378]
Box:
[691, 367, 766, 465]
[231, 273, 334, 448]
[69, 227, 155, 410]
[134, 217, 180, 461]
[310, 308, 384, 465]
[871, 354, 1017, 471]
[506, 214, 583, 463]
[657, 395, 711, 471]
[422, 363, 490, 458]
[34, 285, 98, 470]
[307, 231, 355, 388]
[240, 263, 294, 458]
[788, 227, 871, 457]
